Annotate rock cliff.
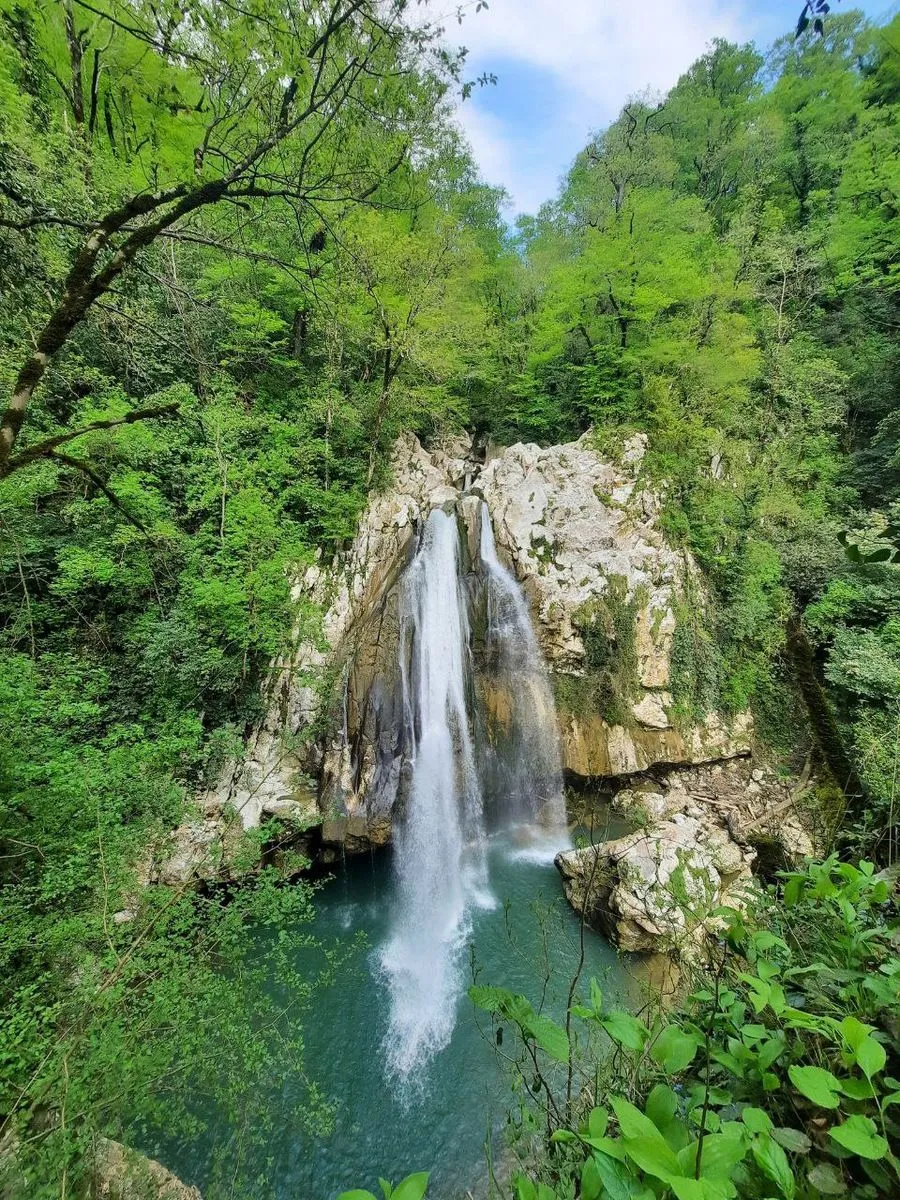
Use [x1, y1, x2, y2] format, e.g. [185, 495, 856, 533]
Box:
[158, 431, 790, 896]
[479, 433, 751, 775]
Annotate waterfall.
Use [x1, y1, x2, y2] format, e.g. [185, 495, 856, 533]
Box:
[378, 503, 568, 1083]
[478, 503, 568, 835]
[379, 510, 490, 1082]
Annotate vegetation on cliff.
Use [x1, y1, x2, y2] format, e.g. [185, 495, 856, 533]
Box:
[0, 1, 898, 1196]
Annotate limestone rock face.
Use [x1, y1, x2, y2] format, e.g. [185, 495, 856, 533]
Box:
[555, 817, 754, 956]
[479, 432, 749, 777]
[480, 433, 675, 672]
[168, 429, 754, 873]
[555, 758, 816, 958]
[558, 710, 752, 778]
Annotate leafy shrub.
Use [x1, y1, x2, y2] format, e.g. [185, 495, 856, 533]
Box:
[467, 857, 899, 1200]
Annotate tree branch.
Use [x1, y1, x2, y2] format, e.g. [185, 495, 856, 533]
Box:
[5, 403, 180, 473]
[46, 451, 150, 534]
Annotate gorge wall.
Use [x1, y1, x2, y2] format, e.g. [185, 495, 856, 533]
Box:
[147, 428, 822, 962]
[156, 429, 757, 881]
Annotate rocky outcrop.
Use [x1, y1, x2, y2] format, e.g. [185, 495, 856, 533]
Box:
[556, 818, 754, 958]
[0, 1134, 200, 1200]
[557, 711, 751, 778]
[162, 429, 756, 874]
[91, 1138, 202, 1200]
[479, 433, 749, 778]
[555, 758, 816, 958]
[480, 433, 672, 672]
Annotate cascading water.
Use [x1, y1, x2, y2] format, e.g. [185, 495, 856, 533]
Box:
[379, 502, 570, 1085]
[379, 509, 491, 1082]
[477, 503, 568, 834]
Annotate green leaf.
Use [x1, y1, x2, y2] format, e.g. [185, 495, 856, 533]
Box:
[391, 1174, 429, 1200]
[338, 1193, 377, 1200]
[651, 1025, 701, 1074]
[752, 1133, 795, 1199]
[621, 1134, 682, 1182]
[468, 985, 511, 1014]
[740, 1107, 773, 1134]
[806, 1163, 846, 1195]
[589, 1150, 644, 1200]
[529, 1013, 570, 1063]
[670, 1180, 733, 1200]
[681, 1130, 748, 1180]
[645, 1083, 679, 1130]
[611, 1096, 663, 1141]
[771, 1127, 812, 1154]
[838, 1076, 874, 1100]
[855, 1036, 886, 1078]
[788, 1064, 842, 1109]
[582, 1136, 628, 1160]
[581, 1156, 603, 1200]
[601, 1011, 649, 1051]
[590, 977, 604, 1013]
[551, 1128, 577, 1143]
[513, 1175, 536, 1200]
[828, 1115, 889, 1160]
[588, 1106, 609, 1138]
[838, 1016, 872, 1052]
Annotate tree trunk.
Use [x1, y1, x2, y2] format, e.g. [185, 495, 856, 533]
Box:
[64, 1, 85, 125]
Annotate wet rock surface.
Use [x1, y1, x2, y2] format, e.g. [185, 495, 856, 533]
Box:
[555, 758, 817, 959]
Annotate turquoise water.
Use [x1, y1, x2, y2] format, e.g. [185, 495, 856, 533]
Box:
[156, 823, 638, 1200]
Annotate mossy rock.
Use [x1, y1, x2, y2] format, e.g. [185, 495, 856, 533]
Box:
[567, 575, 644, 726]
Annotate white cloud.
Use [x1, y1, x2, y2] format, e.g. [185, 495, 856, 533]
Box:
[455, 95, 577, 215]
[443, 0, 749, 214]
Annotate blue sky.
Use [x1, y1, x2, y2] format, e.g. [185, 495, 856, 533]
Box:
[446, 0, 896, 216]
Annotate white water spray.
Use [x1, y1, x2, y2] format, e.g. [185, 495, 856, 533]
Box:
[379, 503, 569, 1083]
[380, 510, 491, 1082]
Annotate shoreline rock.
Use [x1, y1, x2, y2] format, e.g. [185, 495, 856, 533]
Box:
[555, 757, 817, 959]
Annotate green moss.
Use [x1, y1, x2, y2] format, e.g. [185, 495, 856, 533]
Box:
[553, 671, 597, 718]
[531, 534, 556, 569]
[563, 575, 643, 726]
[669, 595, 724, 727]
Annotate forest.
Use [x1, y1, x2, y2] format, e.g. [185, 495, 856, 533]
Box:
[0, 1, 898, 1198]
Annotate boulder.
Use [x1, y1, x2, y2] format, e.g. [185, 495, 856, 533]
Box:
[555, 817, 755, 957]
[92, 1138, 202, 1200]
[613, 758, 817, 867]
[0, 1133, 201, 1200]
[556, 756, 817, 958]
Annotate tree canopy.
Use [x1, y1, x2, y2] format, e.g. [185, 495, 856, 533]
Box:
[1, 3, 899, 1195]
